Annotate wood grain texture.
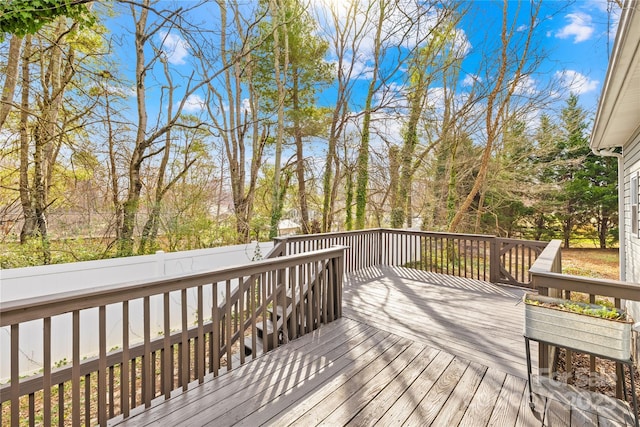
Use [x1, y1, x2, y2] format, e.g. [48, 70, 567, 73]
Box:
[113, 270, 636, 427]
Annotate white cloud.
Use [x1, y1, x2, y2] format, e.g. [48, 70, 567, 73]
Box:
[242, 98, 252, 114]
[555, 69, 599, 95]
[462, 74, 480, 87]
[159, 32, 189, 65]
[513, 75, 538, 96]
[516, 24, 528, 32]
[183, 94, 206, 113]
[555, 12, 594, 43]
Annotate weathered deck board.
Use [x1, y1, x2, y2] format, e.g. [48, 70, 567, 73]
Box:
[343, 266, 533, 379]
[114, 268, 636, 427]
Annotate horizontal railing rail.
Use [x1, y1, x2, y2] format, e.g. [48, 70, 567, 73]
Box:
[276, 228, 547, 287]
[530, 239, 640, 400]
[0, 246, 345, 426]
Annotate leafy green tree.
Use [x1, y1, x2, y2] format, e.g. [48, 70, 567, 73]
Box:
[0, 0, 94, 41]
[570, 151, 618, 248]
[555, 93, 592, 248]
[253, 0, 332, 235]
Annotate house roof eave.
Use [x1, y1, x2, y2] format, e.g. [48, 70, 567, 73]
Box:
[590, 0, 640, 151]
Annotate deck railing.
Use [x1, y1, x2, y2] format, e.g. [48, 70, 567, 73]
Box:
[530, 240, 640, 399]
[276, 228, 547, 287]
[0, 246, 345, 426]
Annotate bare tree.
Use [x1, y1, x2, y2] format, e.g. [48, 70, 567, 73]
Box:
[118, 0, 209, 255]
[448, 0, 542, 232]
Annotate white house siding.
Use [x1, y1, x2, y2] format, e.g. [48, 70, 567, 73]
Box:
[624, 133, 640, 336]
[624, 136, 640, 283]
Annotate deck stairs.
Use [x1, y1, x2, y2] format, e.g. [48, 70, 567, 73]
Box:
[242, 280, 318, 358]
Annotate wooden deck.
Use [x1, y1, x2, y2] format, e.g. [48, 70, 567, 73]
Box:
[114, 267, 635, 426]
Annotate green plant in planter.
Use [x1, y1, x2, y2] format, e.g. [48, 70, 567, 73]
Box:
[524, 298, 625, 320]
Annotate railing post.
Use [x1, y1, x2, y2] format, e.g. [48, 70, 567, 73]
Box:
[378, 229, 383, 266]
[489, 237, 500, 284]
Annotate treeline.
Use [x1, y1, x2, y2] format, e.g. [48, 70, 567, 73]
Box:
[0, 0, 617, 267]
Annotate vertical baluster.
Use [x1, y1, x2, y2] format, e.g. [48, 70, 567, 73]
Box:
[239, 276, 246, 365]
[131, 357, 137, 408]
[470, 240, 474, 279]
[212, 282, 220, 377]
[109, 365, 114, 419]
[181, 289, 189, 388]
[58, 383, 64, 426]
[298, 265, 305, 334]
[28, 393, 34, 426]
[477, 240, 481, 279]
[482, 241, 486, 281]
[456, 238, 461, 277]
[446, 237, 450, 275]
[328, 256, 336, 321]
[84, 373, 90, 426]
[10, 323, 20, 425]
[271, 270, 278, 350]
[72, 311, 80, 425]
[280, 267, 288, 344]
[225, 280, 232, 371]
[250, 274, 257, 359]
[98, 305, 107, 425]
[43, 317, 51, 426]
[121, 301, 130, 418]
[143, 296, 151, 407]
[261, 273, 268, 354]
[290, 267, 298, 339]
[306, 262, 313, 332]
[151, 351, 157, 396]
[208, 317, 214, 374]
[197, 285, 205, 382]
[528, 248, 533, 283]
[163, 292, 171, 398]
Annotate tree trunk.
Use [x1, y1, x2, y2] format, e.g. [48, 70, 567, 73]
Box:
[598, 215, 609, 249]
[19, 36, 36, 243]
[0, 35, 22, 129]
[269, 0, 287, 239]
[119, 1, 149, 255]
[563, 216, 572, 248]
[448, 0, 539, 233]
[389, 146, 402, 228]
[355, 0, 385, 230]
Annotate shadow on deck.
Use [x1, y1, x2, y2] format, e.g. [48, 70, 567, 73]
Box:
[115, 267, 635, 426]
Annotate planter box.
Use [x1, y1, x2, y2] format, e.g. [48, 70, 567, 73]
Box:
[523, 293, 632, 361]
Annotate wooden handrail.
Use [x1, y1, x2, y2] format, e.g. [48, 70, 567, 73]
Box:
[276, 229, 547, 287]
[0, 247, 345, 326]
[1, 246, 346, 426]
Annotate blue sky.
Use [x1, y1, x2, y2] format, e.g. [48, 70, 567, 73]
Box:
[101, 0, 620, 142]
[458, 0, 619, 114]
